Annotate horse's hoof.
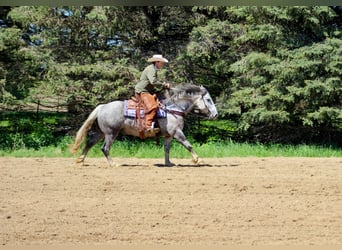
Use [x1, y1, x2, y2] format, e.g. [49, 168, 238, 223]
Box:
[164, 162, 175, 167]
[76, 158, 84, 164]
[108, 161, 120, 167]
[192, 158, 203, 165]
[76, 155, 85, 164]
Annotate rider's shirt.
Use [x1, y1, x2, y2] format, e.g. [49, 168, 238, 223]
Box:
[135, 64, 164, 94]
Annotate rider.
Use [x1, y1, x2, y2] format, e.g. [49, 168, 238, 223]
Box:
[135, 54, 171, 134]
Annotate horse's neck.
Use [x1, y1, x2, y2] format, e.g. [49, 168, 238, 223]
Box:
[163, 97, 194, 113]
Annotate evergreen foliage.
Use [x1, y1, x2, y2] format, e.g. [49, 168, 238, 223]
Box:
[0, 6, 341, 146]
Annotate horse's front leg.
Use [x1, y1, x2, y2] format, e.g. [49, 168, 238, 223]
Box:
[174, 130, 201, 165]
[164, 136, 175, 166]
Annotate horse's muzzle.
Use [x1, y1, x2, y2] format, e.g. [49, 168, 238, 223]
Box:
[210, 114, 218, 120]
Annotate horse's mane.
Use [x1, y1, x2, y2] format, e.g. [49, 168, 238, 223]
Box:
[162, 84, 206, 102]
[158, 83, 207, 104]
[171, 83, 205, 95]
[158, 84, 201, 104]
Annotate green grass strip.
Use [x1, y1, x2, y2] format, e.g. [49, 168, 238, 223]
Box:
[0, 137, 341, 158]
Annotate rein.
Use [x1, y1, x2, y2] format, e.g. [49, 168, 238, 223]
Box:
[159, 94, 200, 118]
[158, 85, 212, 119]
[158, 102, 186, 118]
[166, 109, 186, 118]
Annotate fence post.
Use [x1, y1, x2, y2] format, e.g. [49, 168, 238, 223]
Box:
[36, 99, 40, 121]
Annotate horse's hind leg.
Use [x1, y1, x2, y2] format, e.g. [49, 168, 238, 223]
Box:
[101, 132, 119, 167]
[77, 131, 104, 164]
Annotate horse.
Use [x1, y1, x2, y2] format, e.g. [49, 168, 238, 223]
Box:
[70, 84, 218, 166]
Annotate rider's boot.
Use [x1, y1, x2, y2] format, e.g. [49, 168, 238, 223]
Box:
[145, 121, 160, 135]
[145, 112, 159, 135]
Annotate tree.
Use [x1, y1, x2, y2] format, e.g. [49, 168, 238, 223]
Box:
[1, 6, 341, 144]
[3, 6, 195, 112]
[176, 6, 341, 144]
[215, 7, 341, 143]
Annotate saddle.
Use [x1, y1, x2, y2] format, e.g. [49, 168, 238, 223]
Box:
[124, 98, 166, 118]
[124, 98, 146, 118]
[124, 95, 166, 139]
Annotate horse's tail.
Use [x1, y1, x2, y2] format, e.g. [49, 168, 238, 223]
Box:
[70, 105, 103, 154]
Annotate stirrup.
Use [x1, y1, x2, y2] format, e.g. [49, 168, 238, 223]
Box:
[145, 128, 160, 136]
[146, 127, 160, 133]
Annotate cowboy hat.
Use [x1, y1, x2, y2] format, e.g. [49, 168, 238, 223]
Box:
[147, 54, 169, 63]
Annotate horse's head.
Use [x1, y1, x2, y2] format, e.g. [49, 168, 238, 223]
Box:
[167, 84, 218, 120]
[192, 85, 218, 120]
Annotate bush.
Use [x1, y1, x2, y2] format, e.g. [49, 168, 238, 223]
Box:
[0, 111, 70, 150]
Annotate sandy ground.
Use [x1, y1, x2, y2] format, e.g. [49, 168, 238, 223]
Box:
[1, 156, 342, 246]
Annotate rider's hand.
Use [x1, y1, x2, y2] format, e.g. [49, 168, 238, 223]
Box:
[164, 82, 171, 89]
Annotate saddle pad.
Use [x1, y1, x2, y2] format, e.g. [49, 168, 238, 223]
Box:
[124, 100, 166, 118]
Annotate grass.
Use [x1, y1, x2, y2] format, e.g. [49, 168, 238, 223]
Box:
[1, 111, 340, 158]
[0, 136, 341, 158]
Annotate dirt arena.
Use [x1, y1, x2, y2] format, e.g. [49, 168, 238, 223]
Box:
[1, 157, 342, 246]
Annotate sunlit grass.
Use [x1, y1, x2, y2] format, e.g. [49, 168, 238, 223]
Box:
[0, 136, 341, 158]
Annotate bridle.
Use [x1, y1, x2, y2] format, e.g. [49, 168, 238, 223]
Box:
[160, 90, 211, 118]
[190, 90, 212, 118]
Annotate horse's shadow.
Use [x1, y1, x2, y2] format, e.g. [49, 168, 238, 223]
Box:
[119, 163, 239, 168]
[154, 163, 212, 168]
[79, 162, 239, 168]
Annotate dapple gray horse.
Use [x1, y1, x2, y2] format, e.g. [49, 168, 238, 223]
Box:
[71, 84, 218, 166]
